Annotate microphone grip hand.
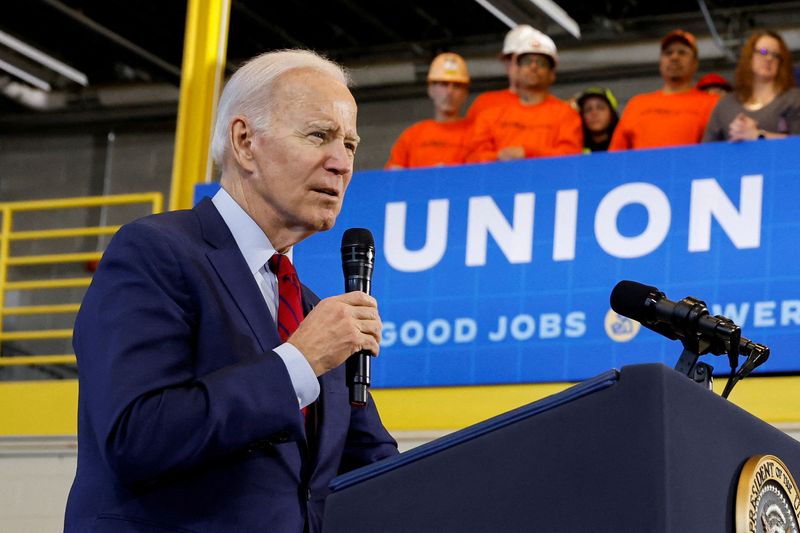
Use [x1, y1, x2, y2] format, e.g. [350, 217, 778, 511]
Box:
[287, 292, 381, 377]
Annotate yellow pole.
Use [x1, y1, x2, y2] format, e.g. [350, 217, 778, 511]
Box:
[169, 0, 231, 211]
[0, 206, 10, 341]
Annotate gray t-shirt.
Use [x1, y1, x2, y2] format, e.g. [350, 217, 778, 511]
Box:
[702, 87, 800, 141]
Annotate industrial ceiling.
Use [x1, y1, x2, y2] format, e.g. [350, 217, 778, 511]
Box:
[2, 0, 800, 119]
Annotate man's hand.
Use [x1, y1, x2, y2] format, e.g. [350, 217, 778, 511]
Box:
[287, 291, 381, 376]
[498, 146, 526, 161]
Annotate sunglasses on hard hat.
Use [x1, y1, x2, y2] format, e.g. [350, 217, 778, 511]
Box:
[755, 47, 782, 61]
[516, 54, 551, 68]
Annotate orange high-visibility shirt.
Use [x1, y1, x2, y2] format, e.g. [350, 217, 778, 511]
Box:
[385, 119, 472, 169]
[609, 89, 719, 151]
[466, 89, 518, 121]
[465, 95, 583, 162]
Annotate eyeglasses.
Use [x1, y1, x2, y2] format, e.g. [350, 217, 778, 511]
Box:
[517, 54, 551, 68]
[755, 48, 782, 61]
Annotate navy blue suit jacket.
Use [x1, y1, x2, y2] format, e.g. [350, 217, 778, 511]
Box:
[65, 198, 397, 533]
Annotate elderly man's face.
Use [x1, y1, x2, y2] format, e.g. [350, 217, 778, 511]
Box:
[246, 69, 358, 239]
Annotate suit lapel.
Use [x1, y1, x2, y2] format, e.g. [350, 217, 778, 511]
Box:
[195, 198, 278, 353]
[197, 199, 343, 461]
[299, 284, 347, 466]
[299, 284, 318, 318]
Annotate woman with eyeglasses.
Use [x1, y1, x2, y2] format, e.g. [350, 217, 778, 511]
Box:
[703, 30, 800, 141]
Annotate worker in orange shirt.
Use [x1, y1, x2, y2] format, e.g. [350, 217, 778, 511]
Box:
[386, 52, 471, 169]
[609, 29, 720, 151]
[465, 24, 537, 120]
[465, 28, 582, 162]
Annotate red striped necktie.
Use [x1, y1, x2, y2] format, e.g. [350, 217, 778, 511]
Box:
[268, 253, 303, 342]
[267, 253, 312, 421]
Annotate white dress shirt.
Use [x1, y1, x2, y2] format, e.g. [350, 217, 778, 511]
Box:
[212, 188, 320, 408]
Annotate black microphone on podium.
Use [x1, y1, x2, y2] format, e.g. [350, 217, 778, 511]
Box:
[609, 280, 768, 363]
[610, 280, 736, 348]
[341, 228, 375, 407]
[609, 280, 769, 397]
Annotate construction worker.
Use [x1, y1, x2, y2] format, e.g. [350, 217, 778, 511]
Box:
[465, 24, 537, 121]
[386, 52, 472, 169]
[465, 28, 582, 162]
[610, 29, 719, 150]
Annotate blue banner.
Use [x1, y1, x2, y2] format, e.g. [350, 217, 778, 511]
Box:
[200, 138, 800, 387]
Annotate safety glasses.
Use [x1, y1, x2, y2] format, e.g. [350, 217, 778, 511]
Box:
[516, 54, 552, 68]
[755, 48, 782, 61]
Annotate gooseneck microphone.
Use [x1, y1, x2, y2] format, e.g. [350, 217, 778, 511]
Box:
[341, 228, 375, 407]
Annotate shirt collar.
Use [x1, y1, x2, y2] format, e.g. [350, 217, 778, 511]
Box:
[212, 187, 290, 275]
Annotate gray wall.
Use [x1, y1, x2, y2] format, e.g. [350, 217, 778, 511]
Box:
[0, 129, 173, 374]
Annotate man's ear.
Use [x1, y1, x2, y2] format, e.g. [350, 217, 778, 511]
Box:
[229, 116, 257, 172]
[427, 83, 435, 100]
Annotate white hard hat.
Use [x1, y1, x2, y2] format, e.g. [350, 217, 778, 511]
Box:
[501, 24, 536, 56]
[514, 28, 558, 65]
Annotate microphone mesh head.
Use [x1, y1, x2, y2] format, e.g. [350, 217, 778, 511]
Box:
[341, 228, 375, 292]
[341, 228, 374, 249]
[609, 280, 661, 321]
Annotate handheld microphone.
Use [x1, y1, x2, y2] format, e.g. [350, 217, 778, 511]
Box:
[341, 228, 375, 407]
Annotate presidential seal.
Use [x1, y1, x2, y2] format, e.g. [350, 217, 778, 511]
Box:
[736, 454, 800, 533]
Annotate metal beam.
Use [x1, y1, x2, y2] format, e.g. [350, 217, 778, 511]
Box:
[232, 1, 305, 49]
[42, 0, 182, 78]
[168, 0, 231, 210]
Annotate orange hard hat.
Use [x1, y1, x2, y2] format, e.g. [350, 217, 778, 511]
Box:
[427, 52, 470, 84]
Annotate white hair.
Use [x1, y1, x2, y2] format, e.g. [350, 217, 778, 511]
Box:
[210, 49, 351, 167]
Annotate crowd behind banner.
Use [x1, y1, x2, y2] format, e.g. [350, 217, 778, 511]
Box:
[386, 26, 800, 169]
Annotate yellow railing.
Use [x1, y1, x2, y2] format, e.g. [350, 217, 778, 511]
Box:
[0, 193, 163, 366]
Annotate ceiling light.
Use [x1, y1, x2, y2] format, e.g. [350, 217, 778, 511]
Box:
[527, 0, 580, 39]
[473, 0, 516, 29]
[0, 29, 87, 86]
[0, 58, 51, 91]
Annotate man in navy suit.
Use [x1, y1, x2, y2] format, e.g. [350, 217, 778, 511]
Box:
[65, 49, 398, 533]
